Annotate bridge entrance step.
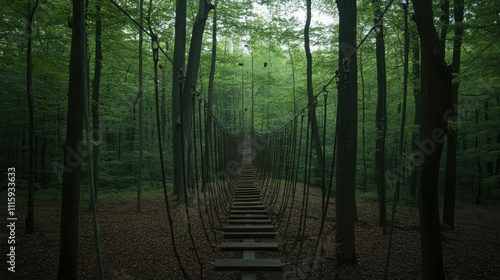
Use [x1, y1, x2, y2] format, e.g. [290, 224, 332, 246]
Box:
[219, 242, 279, 251]
[223, 225, 275, 232]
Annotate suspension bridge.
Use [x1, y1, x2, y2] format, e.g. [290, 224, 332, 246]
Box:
[97, 0, 401, 279]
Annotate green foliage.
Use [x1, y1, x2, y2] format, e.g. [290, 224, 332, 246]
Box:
[1, 0, 498, 204]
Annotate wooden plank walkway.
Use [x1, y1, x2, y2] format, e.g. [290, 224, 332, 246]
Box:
[214, 162, 283, 279]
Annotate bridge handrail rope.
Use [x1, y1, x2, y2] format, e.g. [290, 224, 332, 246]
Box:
[194, 96, 214, 251]
[149, 34, 190, 279]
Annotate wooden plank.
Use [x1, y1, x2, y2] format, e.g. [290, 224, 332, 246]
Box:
[233, 198, 261, 203]
[223, 225, 275, 232]
[214, 259, 283, 271]
[219, 242, 279, 251]
[234, 190, 260, 193]
[223, 231, 275, 239]
[234, 194, 261, 198]
[228, 219, 272, 224]
[234, 192, 260, 195]
[231, 205, 266, 210]
[233, 201, 262, 205]
[230, 209, 268, 215]
[229, 214, 269, 219]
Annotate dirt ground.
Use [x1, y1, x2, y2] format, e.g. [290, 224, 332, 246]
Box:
[1, 186, 499, 280]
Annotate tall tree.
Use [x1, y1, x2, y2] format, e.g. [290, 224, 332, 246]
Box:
[305, 0, 326, 215]
[180, 0, 214, 200]
[57, 0, 87, 278]
[373, 1, 387, 234]
[410, 28, 421, 199]
[91, 0, 102, 202]
[172, 0, 187, 202]
[412, 0, 451, 278]
[25, 0, 39, 234]
[137, 0, 144, 212]
[203, 0, 218, 192]
[335, 0, 357, 263]
[443, 0, 464, 229]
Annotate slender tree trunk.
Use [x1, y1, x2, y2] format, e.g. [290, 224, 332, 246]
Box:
[439, 0, 450, 51]
[305, 0, 326, 216]
[475, 109, 482, 204]
[91, 0, 102, 203]
[443, 0, 464, 229]
[25, 0, 39, 234]
[497, 97, 500, 189]
[203, 0, 218, 192]
[57, 0, 86, 277]
[161, 40, 168, 144]
[373, 1, 387, 234]
[359, 43, 367, 192]
[410, 30, 421, 199]
[137, 0, 144, 212]
[288, 46, 297, 116]
[412, 0, 450, 278]
[395, 0, 410, 206]
[335, 0, 357, 263]
[180, 0, 213, 199]
[172, 0, 187, 202]
[485, 101, 493, 184]
[41, 140, 46, 187]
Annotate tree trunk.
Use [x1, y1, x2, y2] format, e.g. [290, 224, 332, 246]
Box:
[395, 0, 410, 206]
[57, 0, 86, 278]
[359, 43, 367, 192]
[288, 46, 297, 116]
[443, 0, 464, 229]
[172, 0, 187, 202]
[439, 0, 450, 51]
[475, 108, 482, 204]
[410, 30, 421, 199]
[180, 0, 213, 198]
[335, 0, 357, 264]
[137, 0, 144, 212]
[485, 101, 493, 193]
[91, 0, 102, 203]
[161, 39, 168, 144]
[305, 0, 326, 216]
[203, 0, 218, 192]
[497, 97, 500, 189]
[25, 0, 39, 235]
[412, 0, 450, 278]
[373, 1, 387, 234]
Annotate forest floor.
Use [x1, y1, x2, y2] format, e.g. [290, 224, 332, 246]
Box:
[1, 185, 499, 280]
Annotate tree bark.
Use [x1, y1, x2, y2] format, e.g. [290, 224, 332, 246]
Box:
[25, 0, 39, 235]
[57, 0, 86, 278]
[203, 0, 217, 192]
[410, 30, 421, 199]
[172, 0, 187, 202]
[439, 0, 450, 51]
[91, 0, 102, 203]
[137, 0, 144, 212]
[305, 0, 326, 216]
[335, 0, 357, 264]
[359, 43, 367, 192]
[412, 0, 450, 278]
[373, 1, 387, 234]
[475, 108, 482, 204]
[178, 0, 213, 201]
[443, 0, 464, 229]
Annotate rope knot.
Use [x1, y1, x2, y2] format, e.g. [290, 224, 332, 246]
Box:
[342, 58, 350, 73]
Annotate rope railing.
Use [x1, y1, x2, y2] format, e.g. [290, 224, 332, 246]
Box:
[99, 0, 401, 278]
